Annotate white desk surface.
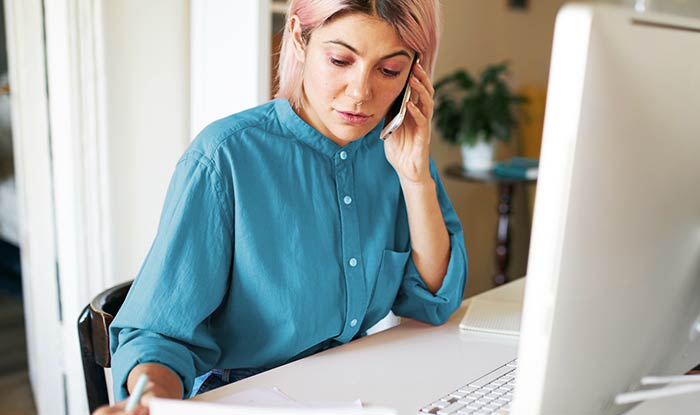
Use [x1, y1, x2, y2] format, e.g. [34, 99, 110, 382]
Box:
[194, 278, 700, 414]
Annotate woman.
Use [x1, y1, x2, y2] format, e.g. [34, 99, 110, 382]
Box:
[95, 0, 467, 413]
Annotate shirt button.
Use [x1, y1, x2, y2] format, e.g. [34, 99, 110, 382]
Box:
[339, 151, 348, 160]
[350, 319, 358, 327]
[343, 195, 352, 205]
[349, 258, 358, 267]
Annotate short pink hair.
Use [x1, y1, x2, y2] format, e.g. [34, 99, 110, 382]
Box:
[275, 0, 441, 109]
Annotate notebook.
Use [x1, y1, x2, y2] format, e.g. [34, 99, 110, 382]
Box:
[459, 297, 522, 336]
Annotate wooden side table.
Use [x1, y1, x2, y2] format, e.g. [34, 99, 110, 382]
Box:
[445, 164, 537, 287]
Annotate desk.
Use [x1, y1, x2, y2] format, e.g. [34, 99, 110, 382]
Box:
[195, 281, 521, 413]
[444, 165, 536, 287]
[194, 279, 700, 414]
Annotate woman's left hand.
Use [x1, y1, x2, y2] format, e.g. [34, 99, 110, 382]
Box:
[383, 61, 435, 185]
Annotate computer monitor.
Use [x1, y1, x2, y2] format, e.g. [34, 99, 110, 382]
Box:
[511, 3, 700, 415]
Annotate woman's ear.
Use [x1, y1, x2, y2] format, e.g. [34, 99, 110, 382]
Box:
[288, 15, 306, 63]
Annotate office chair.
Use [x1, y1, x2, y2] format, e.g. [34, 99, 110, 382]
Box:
[77, 280, 132, 413]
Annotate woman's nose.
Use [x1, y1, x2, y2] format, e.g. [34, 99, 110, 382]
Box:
[345, 70, 372, 103]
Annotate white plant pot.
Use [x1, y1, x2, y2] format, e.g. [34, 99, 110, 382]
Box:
[461, 139, 495, 171]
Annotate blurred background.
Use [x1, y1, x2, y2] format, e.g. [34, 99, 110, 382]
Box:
[4, 0, 691, 414]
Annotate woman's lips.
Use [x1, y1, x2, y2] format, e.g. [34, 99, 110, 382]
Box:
[336, 110, 371, 125]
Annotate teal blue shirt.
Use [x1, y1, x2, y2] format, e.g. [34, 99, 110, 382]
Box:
[110, 98, 468, 400]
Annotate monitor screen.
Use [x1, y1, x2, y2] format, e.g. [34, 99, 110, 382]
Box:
[512, 3, 700, 415]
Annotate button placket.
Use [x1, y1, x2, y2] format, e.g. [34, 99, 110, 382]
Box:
[334, 153, 367, 341]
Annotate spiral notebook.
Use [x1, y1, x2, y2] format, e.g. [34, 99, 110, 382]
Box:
[459, 297, 522, 336]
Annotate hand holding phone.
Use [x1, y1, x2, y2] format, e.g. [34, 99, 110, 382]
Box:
[380, 56, 418, 140]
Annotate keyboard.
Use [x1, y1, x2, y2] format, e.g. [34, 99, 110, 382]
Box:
[419, 359, 517, 415]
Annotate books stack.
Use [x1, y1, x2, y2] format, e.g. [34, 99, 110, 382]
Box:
[492, 157, 539, 180]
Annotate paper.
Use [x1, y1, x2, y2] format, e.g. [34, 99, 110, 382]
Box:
[149, 388, 397, 415]
[214, 387, 362, 409]
[150, 398, 396, 415]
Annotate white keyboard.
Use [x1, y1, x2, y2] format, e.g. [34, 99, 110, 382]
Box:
[419, 359, 517, 415]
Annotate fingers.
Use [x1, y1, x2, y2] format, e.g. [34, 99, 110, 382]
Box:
[409, 64, 434, 119]
[407, 101, 427, 126]
[406, 101, 430, 146]
[412, 61, 434, 96]
[91, 397, 148, 415]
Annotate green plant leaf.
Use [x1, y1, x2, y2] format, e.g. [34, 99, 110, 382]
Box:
[432, 62, 528, 146]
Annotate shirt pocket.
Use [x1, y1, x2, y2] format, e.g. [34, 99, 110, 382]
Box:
[368, 249, 411, 317]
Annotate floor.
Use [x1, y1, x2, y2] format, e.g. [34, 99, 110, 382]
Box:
[0, 240, 37, 415]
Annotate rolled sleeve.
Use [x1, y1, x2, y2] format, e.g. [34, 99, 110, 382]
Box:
[109, 154, 233, 400]
[392, 230, 468, 325]
[391, 159, 468, 325]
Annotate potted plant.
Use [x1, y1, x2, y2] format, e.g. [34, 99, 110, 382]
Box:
[433, 63, 527, 171]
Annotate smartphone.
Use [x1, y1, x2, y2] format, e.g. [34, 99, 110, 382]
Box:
[380, 56, 419, 140]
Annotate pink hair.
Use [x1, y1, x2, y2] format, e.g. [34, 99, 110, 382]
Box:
[274, 0, 441, 109]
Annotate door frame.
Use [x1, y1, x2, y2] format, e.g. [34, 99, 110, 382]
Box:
[5, 0, 112, 413]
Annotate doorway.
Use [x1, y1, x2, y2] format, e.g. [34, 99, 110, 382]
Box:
[0, 1, 37, 414]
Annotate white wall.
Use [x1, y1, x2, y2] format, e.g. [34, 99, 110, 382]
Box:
[190, 0, 271, 136]
[100, 0, 191, 286]
[431, 0, 568, 296]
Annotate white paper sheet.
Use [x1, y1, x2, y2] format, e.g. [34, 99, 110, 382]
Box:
[150, 397, 396, 415]
[150, 387, 395, 415]
[212, 387, 362, 409]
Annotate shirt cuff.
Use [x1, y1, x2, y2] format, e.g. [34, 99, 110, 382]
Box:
[394, 230, 468, 325]
[111, 330, 193, 401]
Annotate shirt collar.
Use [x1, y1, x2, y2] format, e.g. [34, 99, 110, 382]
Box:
[274, 98, 383, 158]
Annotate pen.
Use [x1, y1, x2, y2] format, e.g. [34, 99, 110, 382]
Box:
[125, 373, 149, 411]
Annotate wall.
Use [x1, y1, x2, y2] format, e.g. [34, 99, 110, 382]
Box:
[101, 0, 191, 285]
[431, 0, 568, 297]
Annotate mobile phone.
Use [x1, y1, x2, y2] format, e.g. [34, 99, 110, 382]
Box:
[380, 56, 419, 140]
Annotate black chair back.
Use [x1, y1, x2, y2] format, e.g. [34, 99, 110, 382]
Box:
[77, 280, 132, 413]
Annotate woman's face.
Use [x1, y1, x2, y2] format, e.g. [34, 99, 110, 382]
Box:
[291, 13, 415, 146]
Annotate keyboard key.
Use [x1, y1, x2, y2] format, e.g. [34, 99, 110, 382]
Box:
[431, 400, 449, 409]
[421, 360, 517, 415]
[459, 386, 479, 393]
[469, 366, 515, 388]
[438, 402, 467, 414]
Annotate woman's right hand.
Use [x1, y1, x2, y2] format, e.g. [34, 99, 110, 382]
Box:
[91, 397, 147, 415]
[91, 380, 178, 415]
[92, 363, 184, 415]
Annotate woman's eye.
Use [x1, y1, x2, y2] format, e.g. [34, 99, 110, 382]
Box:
[381, 68, 401, 77]
[330, 58, 349, 67]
